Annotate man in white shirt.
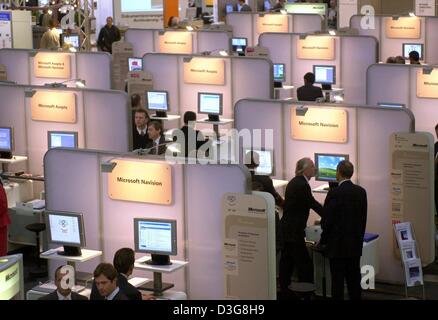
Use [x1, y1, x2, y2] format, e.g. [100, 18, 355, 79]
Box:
[39, 265, 88, 300]
[93, 263, 128, 300]
[40, 19, 61, 50]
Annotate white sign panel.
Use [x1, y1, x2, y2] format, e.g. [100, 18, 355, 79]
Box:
[415, 0, 436, 16]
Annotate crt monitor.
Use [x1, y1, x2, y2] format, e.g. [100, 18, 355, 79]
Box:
[313, 65, 336, 90]
[134, 218, 177, 266]
[62, 34, 80, 49]
[48, 131, 78, 149]
[45, 211, 86, 257]
[403, 43, 424, 60]
[244, 148, 275, 176]
[231, 37, 247, 55]
[0, 127, 13, 159]
[198, 92, 223, 122]
[315, 153, 349, 182]
[146, 90, 169, 117]
[128, 57, 143, 72]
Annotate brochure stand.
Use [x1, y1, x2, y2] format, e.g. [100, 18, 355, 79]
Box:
[394, 222, 425, 299]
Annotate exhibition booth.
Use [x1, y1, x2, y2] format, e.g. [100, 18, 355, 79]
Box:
[350, 15, 438, 64]
[0, 49, 112, 90]
[225, 12, 324, 47]
[234, 99, 435, 284]
[43, 148, 277, 299]
[258, 33, 378, 104]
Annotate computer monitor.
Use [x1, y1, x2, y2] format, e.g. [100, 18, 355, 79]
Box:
[45, 211, 86, 257]
[403, 43, 424, 60]
[62, 34, 80, 49]
[0, 254, 24, 300]
[48, 131, 78, 149]
[128, 57, 143, 72]
[313, 65, 336, 90]
[244, 148, 275, 176]
[146, 90, 169, 117]
[0, 127, 13, 159]
[226, 4, 234, 13]
[273, 63, 285, 88]
[198, 92, 223, 122]
[315, 153, 349, 182]
[264, 0, 271, 11]
[231, 37, 247, 56]
[134, 218, 177, 266]
[378, 102, 405, 109]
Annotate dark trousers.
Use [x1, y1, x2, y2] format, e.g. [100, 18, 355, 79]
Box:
[279, 239, 313, 291]
[329, 256, 362, 300]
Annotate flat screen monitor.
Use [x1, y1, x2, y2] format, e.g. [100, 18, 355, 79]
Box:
[62, 34, 80, 49]
[244, 148, 275, 176]
[198, 92, 223, 121]
[231, 37, 247, 55]
[45, 211, 86, 257]
[146, 90, 169, 117]
[378, 102, 405, 109]
[48, 131, 78, 149]
[226, 4, 234, 13]
[128, 57, 143, 72]
[313, 65, 336, 85]
[134, 218, 177, 266]
[315, 153, 349, 182]
[273, 63, 285, 82]
[0, 254, 24, 300]
[403, 43, 424, 60]
[0, 127, 13, 159]
[264, 0, 271, 11]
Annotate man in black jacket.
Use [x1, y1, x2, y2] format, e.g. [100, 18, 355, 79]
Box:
[146, 120, 167, 155]
[279, 158, 323, 295]
[39, 265, 88, 300]
[297, 72, 324, 101]
[93, 263, 128, 300]
[97, 17, 121, 54]
[320, 160, 367, 300]
[132, 108, 151, 150]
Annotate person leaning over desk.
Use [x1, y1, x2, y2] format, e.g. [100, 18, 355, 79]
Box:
[39, 265, 88, 300]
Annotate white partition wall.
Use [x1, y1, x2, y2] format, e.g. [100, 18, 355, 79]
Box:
[259, 33, 378, 104]
[350, 15, 438, 64]
[226, 12, 324, 46]
[0, 49, 112, 89]
[235, 99, 423, 283]
[125, 29, 231, 57]
[0, 84, 129, 175]
[44, 149, 251, 299]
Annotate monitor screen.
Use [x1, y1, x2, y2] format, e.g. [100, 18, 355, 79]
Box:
[264, 0, 271, 11]
[128, 57, 143, 72]
[0, 127, 13, 152]
[378, 102, 405, 109]
[273, 63, 285, 82]
[198, 92, 223, 115]
[62, 35, 80, 49]
[45, 211, 86, 248]
[403, 43, 424, 60]
[146, 91, 169, 111]
[231, 37, 247, 53]
[313, 65, 336, 85]
[134, 218, 177, 256]
[226, 4, 234, 13]
[48, 131, 78, 149]
[315, 153, 349, 182]
[244, 148, 274, 176]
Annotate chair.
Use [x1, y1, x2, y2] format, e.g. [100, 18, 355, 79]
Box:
[25, 222, 48, 278]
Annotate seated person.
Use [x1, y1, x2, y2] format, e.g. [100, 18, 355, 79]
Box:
[394, 56, 406, 64]
[297, 72, 324, 102]
[176, 111, 208, 158]
[132, 108, 151, 150]
[409, 51, 421, 65]
[39, 265, 88, 300]
[92, 263, 128, 300]
[271, 0, 286, 12]
[238, 0, 252, 12]
[146, 120, 167, 155]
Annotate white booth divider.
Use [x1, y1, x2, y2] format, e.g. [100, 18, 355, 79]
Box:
[125, 29, 232, 57]
[226, 12, 324, 47]
[0, 84, 129, 176]
[0, 49, 112, 90]
[350, 15, 438, 64]
[367, 63, 438, 138]
[44, 148, 254, 299]
[258, 33, 378, 104]
[234, 99, 423, 283]
[143, 53, 273, 129]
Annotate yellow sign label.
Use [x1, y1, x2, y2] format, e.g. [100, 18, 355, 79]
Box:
[108, 160, 172, 205]
[31, 91, 77, 123]
[416, 68, 438, 99]
[256, 14, 289, 34]
[291, 107, 347, 143]
[34, 52, 71, 79]
[158, 31, 193, 54]
[385, 17, 421, 39]
[297, 36, 335, 60]
[183, 58, 225, 85]
[0, 262, 20, 300]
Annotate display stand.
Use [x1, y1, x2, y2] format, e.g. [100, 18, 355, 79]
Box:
[274, 85, 294, 100]
[196, 118, 234, 141]
[134, 256, 188, 297]
[0, 155, 27, 172]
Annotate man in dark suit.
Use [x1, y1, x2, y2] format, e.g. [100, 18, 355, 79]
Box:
[320, 160, 367, 300]
[146, 120, 167, 155]
[297, 72, 324, 102]
[176, 111, 208, 158]
[39, 265, 88, 300]
[132, 108, 151, 150]
[279, 158, 323, 296]
[92, 263, 128, 300]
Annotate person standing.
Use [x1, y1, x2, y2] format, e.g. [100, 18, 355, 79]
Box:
[40, 19, 60, 50]
[0, 179, 10, 256]
[320, 160, 367, 300]
[97, 17, 121, 54]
